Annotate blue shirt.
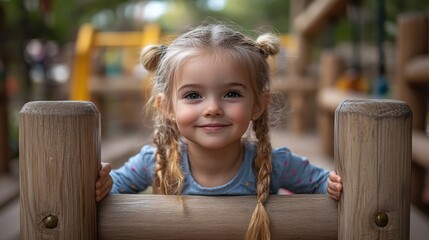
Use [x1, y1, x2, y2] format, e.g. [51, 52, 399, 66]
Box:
[110, 142, 329, 195]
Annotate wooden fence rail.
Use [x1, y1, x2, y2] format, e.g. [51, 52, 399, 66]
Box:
[19, 99, 411, 239]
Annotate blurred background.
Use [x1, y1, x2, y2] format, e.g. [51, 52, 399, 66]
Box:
[1, 0, 429, 239]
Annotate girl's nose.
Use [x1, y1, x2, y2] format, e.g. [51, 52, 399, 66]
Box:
[203, 99, 224, 117]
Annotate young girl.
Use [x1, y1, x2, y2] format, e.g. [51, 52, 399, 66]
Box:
[95, 23, 342, 240]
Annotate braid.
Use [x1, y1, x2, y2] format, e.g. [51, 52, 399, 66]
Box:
[153, 115, 184, 195]
[166, 126, 184, 195]
[246, 110, 272, 240]
[153, 116, 169, 194]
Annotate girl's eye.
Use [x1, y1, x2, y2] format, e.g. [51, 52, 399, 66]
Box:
[184, 92, 201, 100]
[224, 91, 242, 98]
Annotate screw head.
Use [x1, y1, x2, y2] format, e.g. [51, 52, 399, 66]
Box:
[375, 212, 389, 228]
[43, 215, 58, 229]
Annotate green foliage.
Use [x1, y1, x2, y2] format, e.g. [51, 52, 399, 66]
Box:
[157, 0, 290, 34]
[2, 0, 429, 44]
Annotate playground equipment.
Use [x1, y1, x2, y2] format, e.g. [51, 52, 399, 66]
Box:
[396, 12, 429, 209]
[273, 0, 347, 133]
[292, 0, 346, 75]
[71, 23, 162, 136]
[19, 99, 411, 239]
[317, 51, 370, 156]
[71, 23, 161, 101]
[318, 12, 429, 210]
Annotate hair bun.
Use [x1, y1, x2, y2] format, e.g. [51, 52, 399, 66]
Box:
[140, 45, 164, 71]
[256, 33, 280, 57]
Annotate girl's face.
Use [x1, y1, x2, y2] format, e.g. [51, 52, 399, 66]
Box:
[169, 52, 260, 150]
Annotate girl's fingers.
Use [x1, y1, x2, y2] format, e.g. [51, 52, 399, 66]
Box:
[327, 187, 341, 200]
[327, 172, 343, 201]
[99, 177, 112, 195]
[100, 184, 112, 200]
[327, 187, 339, 200]
[95, 176, 106, 190]
[96, 162, 112, 189]
[97, 171, 110, 189]
[328, 171, 342, 183]
[96, 182, 112, 202]
[99, 162, 112, 177]
[327, 178, 343, 201]
[96, 177, 112, 196]
[328, 180, 343, 192]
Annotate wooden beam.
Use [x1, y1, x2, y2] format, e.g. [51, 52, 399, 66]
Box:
[317, 87, 370, 113]
[98, 195, 337, 240]
[412, 131, 429, 170]
[293, 0, 346, 37]
[19, 101, 100, 239]
[405, 56, 429, 85]
[335, 100, 411, 239]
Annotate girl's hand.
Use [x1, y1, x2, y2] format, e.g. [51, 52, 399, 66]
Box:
[327, 171, 342, 201]
[95, 162, 112, 202]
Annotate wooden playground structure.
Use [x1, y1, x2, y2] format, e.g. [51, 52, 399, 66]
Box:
[0, 0, 428, 238]
[19, 99, 411, 239]
[71, 23, 162, 101]
[317, 12, 429, 210]
[396, 13, 429, 211]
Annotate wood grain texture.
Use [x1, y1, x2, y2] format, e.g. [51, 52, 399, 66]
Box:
[335, 99, 412, 240]
[19, 101, 100, 239]
[98, 194, 337, 240]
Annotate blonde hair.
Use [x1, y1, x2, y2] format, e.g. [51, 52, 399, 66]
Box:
[141, 24, 280, 240]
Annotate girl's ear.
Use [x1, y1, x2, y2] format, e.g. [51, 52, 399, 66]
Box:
[156, 93, 176, 121]
[156, 93, 165, 112]
[252, 92, 271, 120]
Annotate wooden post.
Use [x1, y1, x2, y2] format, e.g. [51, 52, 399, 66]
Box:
[396, 13, 427, 131]
[19, 101, 100, 239]
[335, 100, 411, 239]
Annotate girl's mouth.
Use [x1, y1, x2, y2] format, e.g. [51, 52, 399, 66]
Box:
[198, 123, 230, 131]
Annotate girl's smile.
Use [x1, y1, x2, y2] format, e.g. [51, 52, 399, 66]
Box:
[197, 123, 232, 133]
